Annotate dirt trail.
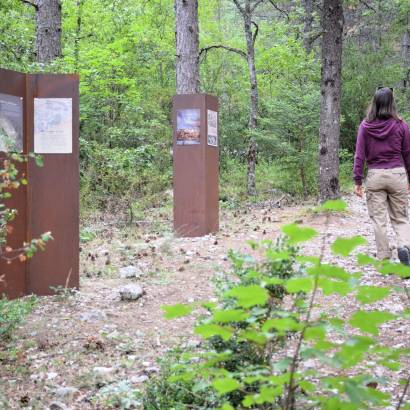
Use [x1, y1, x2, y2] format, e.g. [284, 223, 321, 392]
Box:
[0, 196, 408, 409]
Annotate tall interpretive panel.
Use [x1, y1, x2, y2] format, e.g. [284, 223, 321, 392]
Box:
[0, 68, 79, 299]
[172, 94, 219, 237]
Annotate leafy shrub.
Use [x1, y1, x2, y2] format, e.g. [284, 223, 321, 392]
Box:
[144, 238, 305, 409]
[92, 381, 142, 409]
[79, 139, 172, 211]
[1, 153, 52, 263]
[0, 296, 36, 341]
[148, 200, 409, 410]
[339, 148, 354, 193]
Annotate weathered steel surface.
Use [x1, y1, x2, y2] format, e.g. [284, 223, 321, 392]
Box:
[27, 73, 79, 295]
[172, 94, 219, 237]
[0, 69, 79, 298]
[0, 69, 27, 299]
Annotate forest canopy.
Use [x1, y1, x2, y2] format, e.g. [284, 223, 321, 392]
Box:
[0, 0, 409, 206]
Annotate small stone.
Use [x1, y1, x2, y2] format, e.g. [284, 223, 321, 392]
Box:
[119, 265, 142, 279]
[80, 310, 107, 322]
[143, 366, 160, 375]
[185, 339, 201, 349]
[119, 285, 145, 301]
[130, 375, 149, 384]
[49, 402, 68, 410]
[53, 386, 79, 399]
[47, 372, 58, 380]
[303, 359, 316, 369]
[93, 367, 115, 384]
[30, 373, 44, 382]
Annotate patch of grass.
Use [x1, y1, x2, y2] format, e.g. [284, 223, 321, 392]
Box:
[0, 296, 37, 341]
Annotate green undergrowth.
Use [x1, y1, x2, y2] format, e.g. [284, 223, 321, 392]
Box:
[141, 199, 410, 410]
[0, 295, 37, 341]
[79, 142, 355, 215]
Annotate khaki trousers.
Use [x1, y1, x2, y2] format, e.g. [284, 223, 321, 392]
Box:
[365, 167, 410, 259]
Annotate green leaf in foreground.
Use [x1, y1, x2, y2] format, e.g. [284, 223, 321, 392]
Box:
[213, 309, 249, 323]
[357, 253, 378, 266]
[349, 311, 396, 335]
[217, 404, 234, 410]
[331, 236, 367, 256]
[225, 285, 269, 307]
[162, 304, 193, 319]
[195, 324, 233, 341]
[356, 286, 390, 304]
[262, 317, 301, 333]
[281, 223, 317, 244]
[320, 199, 348, 212]
[285, 277, 314, 293]
[212, 377, 241, 395]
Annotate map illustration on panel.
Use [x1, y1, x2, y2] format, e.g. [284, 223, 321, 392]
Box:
[176, 109, 200, 145]
[34, 98, 72, 154]
[0, 93, 23, 152]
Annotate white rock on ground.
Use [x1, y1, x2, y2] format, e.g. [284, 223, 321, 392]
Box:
[119, 265, 143, 279]
[79, 310, 107, 322]
[119, 284, 145, 301]
[52, 386, 79, 400]
[93, 367, 115, 384]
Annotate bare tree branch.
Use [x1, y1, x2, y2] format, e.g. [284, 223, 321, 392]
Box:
[396, 374, 410, 410]
[251, 0, 265, 13]
[252, 21, 259, 45]
[359, 0, 377, 12]
[266, 0, 289, 19]
[307, 30, 323, 46]
[21, 0, 38, 9]
[199, 45, 247, 60]
[232, 0, 245, 16]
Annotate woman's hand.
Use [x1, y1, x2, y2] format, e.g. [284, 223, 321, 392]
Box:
[355, 184, 364, 198]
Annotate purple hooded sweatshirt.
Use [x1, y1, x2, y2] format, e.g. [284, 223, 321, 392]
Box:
[353, 117, 410, 185]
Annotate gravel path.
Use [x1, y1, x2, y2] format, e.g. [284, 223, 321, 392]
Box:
[0, 195, 408, 409]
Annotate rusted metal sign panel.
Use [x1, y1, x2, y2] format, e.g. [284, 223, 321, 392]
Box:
[172, 94, 219, 237]
[0, 69, 27, 299]
[0, 69, 79, 299]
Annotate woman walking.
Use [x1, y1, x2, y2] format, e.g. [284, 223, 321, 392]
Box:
[354, 87, 410, 264]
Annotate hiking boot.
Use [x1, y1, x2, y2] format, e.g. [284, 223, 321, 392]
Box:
[397, 246, 410, 266]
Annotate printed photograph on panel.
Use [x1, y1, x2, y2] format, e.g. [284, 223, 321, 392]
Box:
[176, 109, 200, 145]
[0, 93, 23, 152]
[207, 110, 218, 147]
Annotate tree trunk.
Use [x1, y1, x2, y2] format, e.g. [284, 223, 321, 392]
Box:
[242, 0, 259, 195]
[402, 12, 410, 88]
[175, 0, 200, 94]
[35, 0, 62, 63]
[302, 0, 314, 53]
[74, 0, 83, 72]
[318, 0, 343, 202]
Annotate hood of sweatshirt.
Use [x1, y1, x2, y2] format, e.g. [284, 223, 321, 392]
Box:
[361, 118, 400, 140]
